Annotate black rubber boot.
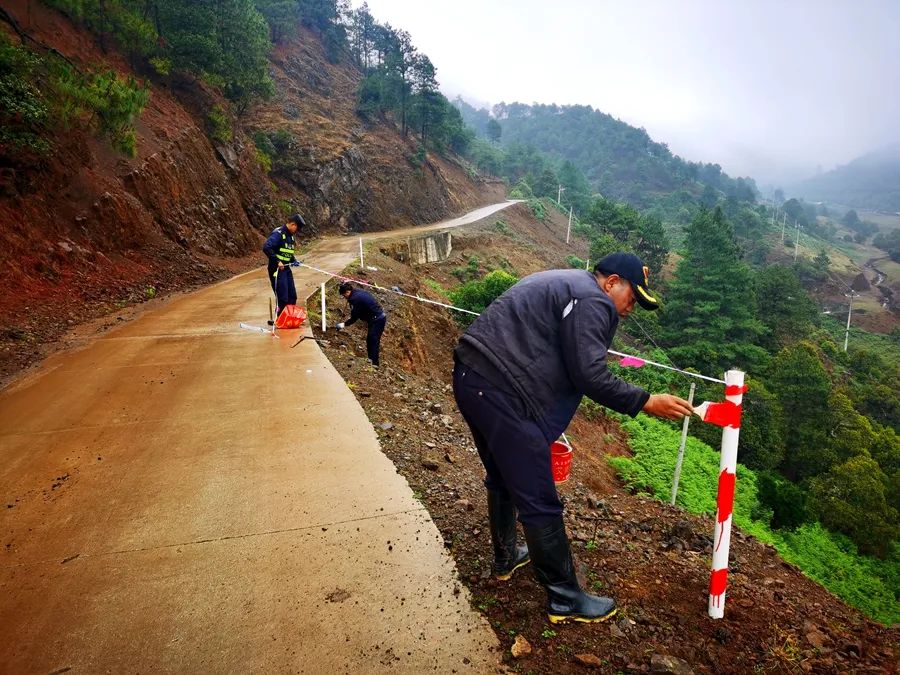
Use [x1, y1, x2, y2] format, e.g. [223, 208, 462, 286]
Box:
[487, 490, 530, 581]
[523, 517, 617, 624]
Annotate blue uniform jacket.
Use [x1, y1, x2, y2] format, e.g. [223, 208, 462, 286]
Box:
[345, 289, 385, 326]
[262, 226, 296, 264]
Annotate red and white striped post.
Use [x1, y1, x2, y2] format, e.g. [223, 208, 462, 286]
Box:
[708, 369, 745, 619]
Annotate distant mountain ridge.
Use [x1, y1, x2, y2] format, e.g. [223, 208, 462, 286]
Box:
[791, 143, 900, 212]
[454, 98, 758, 209]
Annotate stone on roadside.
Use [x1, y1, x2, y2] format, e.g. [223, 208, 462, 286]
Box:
[421, 458, 440, 471]
[805, 628, 828, 649]
[510, 635, 531, 658]
[650, 653, 694, 675]
[575, 653, 604, 668]
[379, 422, 394, 431]
[609, 623, 627, 639]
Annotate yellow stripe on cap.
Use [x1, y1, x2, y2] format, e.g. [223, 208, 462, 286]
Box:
[636, 285, 657, 304]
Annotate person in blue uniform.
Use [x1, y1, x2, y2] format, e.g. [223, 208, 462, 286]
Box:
[453, 252, 692, 624]
[336, 281, 387, 367]
[262, 214, 305, 315]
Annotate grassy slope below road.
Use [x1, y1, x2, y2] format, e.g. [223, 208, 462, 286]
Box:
[609, 414, 899, 625]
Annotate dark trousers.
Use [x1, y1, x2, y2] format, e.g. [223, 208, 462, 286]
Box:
[453, 361, 562, 526]
[366, 316, 386, 366]
[268, 265, 297, 314]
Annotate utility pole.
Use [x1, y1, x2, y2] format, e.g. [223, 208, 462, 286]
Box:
[566, 207, 572, 244]
[794, 222, 801, 261]
[557, 185, 565, 206]
[844, 292, 857, 352]
[781, 213, 786, 244]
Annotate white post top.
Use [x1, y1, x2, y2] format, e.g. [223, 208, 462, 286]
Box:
[724, 370, 745, 385]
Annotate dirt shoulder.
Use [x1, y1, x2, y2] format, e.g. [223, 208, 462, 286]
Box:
[309, 206, 898, 674]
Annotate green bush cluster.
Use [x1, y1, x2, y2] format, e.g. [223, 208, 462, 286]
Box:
[0, 40, 51, 158]
[207, 105, 232, 143]
[526, 197, 546, 221]
[251, 128, 298, 174]
[447, 270, 517, 325]
[46, 0, 274, 109]
[451, 255, 481, 282]
[492, 219, 511, 235]
[54, 67, 149, 156]
[508, 178, 533, 200]
[0, 35, 148, 162]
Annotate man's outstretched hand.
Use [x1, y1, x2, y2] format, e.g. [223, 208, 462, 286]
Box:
[643, 394, 693, 420]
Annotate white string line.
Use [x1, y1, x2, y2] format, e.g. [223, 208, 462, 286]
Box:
[607, 350, 725, 385]
[296, 262, 480, 315]
[297, 262, 727, 385]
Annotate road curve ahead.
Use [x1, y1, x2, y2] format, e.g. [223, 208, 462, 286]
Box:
[0, 202, 518, 673]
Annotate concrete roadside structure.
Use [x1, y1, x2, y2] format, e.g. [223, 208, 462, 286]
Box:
[0, 202, 518, 673]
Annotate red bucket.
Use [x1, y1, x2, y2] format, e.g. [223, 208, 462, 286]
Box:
[551, 440, 573, 483]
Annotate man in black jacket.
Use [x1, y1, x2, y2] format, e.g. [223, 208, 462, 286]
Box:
[336, 281, 387, 367]
[453, 252, 692, 624]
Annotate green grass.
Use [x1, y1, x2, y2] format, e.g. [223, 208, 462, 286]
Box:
[859, 210, 900, 231]
[608, 414, 899, 625]
[423, 278, 448, 300]
[821, 316, 900, 368]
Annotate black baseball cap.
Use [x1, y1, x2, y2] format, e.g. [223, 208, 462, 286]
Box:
[288, 213, 306, 228]
[594, 252, 660, 310]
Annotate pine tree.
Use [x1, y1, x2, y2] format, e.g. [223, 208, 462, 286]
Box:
[486, 118, 501, 145]
[753, 265, 818, 349]
[766, 341, 832, 480]
[658, 207, 767, 372]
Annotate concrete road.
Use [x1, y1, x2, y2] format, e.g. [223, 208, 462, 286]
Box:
[0, 202, 518, 674]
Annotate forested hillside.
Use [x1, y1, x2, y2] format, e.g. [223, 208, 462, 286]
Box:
[455, 98, 758, 217]
[791, 143, 900, 212]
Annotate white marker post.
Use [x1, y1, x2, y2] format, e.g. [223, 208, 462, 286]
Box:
[320, 283, 327, 333]
[670, 382, 696, 505]
[359, 237, 364, 269]
[566, 207, 572, 244]
[843, 291, 856, 352]
[708, 369, 745, 619]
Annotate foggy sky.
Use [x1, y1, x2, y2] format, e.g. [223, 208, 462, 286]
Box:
[355, 0, 900, 187]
